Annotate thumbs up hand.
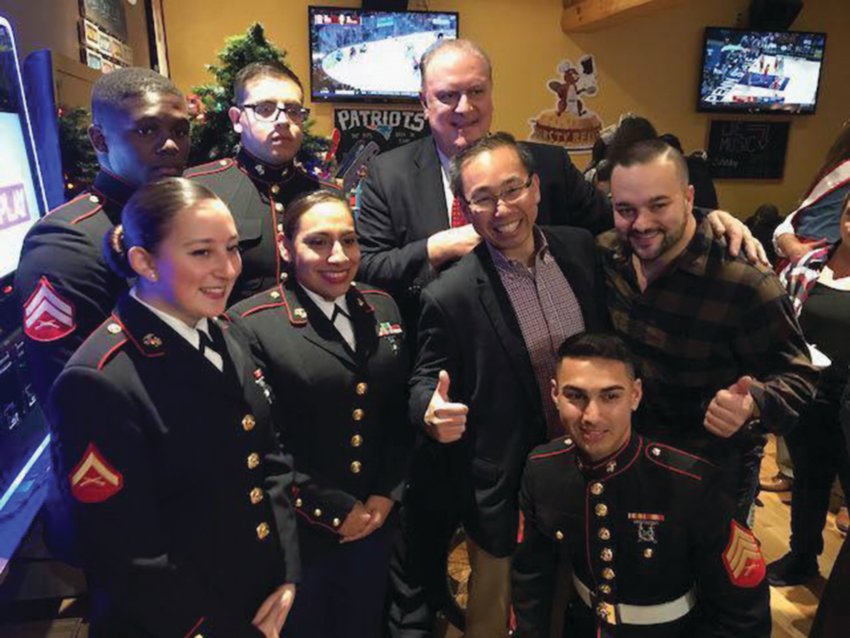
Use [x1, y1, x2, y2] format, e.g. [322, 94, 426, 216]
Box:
[704, 375, 757, 438]
[424, 370, 469, 443]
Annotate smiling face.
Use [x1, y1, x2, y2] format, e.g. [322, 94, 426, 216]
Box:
[230, 74, 304, 165]
[283, 200, 360, 301]
[459, 145, 540, 264]
[420, 47, 493, 158]
[92, 91, 190, 187]
[610, 156, 696, 268]
[551, 356, 642, 463]
[133, 198, 241, 326]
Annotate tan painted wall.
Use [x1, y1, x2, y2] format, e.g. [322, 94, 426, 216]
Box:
[162, 0, 848, 217]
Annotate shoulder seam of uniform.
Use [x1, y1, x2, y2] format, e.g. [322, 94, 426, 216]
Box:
[644, 442, 705, 481]
[70, 203, 105, 225]
[186, 158, 234, 178]
[240, 302, 285, 318]
[44, 192, 89, 218]
[358, 288, 392, 298]
[97, 337, 128, 370]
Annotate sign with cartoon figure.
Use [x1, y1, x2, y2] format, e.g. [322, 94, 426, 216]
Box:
[530, 55, 604, 152]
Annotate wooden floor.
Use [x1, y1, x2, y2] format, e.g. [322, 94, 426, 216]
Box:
[756, 435, 844, 638]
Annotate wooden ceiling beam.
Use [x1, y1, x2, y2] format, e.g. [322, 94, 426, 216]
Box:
[562, 0, 686, 33]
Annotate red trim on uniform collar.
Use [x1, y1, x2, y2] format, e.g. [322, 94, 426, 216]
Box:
[576, 434, 643, 481]
[110, 312, 166, 358]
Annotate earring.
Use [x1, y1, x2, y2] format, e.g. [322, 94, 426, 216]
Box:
[148, 272, 158, 282]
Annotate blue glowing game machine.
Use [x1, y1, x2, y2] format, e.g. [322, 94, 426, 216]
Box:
[0, 12, 51, 575]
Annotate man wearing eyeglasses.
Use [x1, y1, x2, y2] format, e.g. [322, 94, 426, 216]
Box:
[400, 132, 608, 637]
[187, 61, 335, 303]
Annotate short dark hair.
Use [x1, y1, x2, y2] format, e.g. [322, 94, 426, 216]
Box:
[610, 138, 689, 187]
[281, 189, 351, 241]
[448, 132, 536, 199]
[91, 67, 183, 123]
[233, 61, 303, 106]
[104, 178, 223, 278]
[556, 332, 637, 379]
[419, 38, 492, 91]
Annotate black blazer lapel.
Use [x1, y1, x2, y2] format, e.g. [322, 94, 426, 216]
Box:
[413, 137, 450, 233]
[347, 288, 378, 363]
[473, 248, 540, 410]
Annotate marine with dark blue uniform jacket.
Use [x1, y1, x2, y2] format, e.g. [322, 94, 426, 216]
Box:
[15, 68, 190, 561]
[227, 190, 411, 638]
[48, 178, 300, 637]
[512, 333, 771, 638]
[186, 62, 337, 304]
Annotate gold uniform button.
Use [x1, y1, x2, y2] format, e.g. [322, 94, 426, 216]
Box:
[242, 414, 256, 432]
[274, 202, 284, 212]
[350, 460, 362, 474]
[643, 548, 654, 558]
[247, 453, 260, 469]
[601, 548, 613, 562]
[555, 530, 564, 541]
[598, 527, 611, 541]
[89, 195, 100, 204]
[355, 382, 368, 395]
[256, 522, 270, 540]
[590, 482, 604, 496]
[294, 498, 303, 508]
[602, 567, 615, 581]
[351, 434, 363, 448]
[599, 584, 612, 595]
[597, 604, 609, 619]
[313, 508, 322, 517]
[332, 517, 341, 528]
[564, 437, 573, 447]
[107, 323, 121, 334]
[651, 447, 661, 457]
[595, 503, 608, 517]
[249, 488, 264, 505]
[271, 184, 280, 195]
[352, 408, 365, 421]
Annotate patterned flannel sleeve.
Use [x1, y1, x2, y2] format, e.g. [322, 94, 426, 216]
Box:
[734, 269, 819, 434]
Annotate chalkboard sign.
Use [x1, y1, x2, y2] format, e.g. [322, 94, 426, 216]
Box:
[81, 0, 128, 42]
[707, 120, 790, 180]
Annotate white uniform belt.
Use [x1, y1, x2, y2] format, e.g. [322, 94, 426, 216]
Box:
[572, 574, 697, 625]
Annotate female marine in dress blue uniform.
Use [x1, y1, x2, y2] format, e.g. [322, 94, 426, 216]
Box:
[47, 178, 299, 638]
[228, 191, 411, 637]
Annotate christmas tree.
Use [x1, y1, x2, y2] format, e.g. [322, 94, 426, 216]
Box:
[189, 22, 329, 170]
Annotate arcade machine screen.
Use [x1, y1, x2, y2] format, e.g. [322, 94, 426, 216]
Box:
[309, 6, 459, 103]
[0, 13, 50, 573]
[698, 27, 826, 114]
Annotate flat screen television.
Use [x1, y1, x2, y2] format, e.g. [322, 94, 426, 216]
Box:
[697, 27, 826, 114]
[308, 5, 459, 103]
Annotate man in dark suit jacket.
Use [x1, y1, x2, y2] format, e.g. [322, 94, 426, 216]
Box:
[356, 39, 610, 332]
[396, 133, 608, 637]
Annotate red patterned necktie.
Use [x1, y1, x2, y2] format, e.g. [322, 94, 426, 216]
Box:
[450, 197, 466, 228]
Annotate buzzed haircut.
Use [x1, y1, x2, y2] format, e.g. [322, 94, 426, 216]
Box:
[448, 132, 536, 199]
[91, 67, 183, 123]
[233, 61, 303, 106]
[419, 38, 492, 89]
[610, 138, 689, 187]
[557, 332, 638, 380]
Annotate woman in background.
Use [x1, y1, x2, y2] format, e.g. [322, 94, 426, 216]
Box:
[769, 191, 850, 586]
[48, 178, 299, 637]
[228, 190, 410, 638]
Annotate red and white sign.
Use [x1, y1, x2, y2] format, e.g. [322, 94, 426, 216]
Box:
[69, 442, 124, 503]
[23, 276, 76, 342]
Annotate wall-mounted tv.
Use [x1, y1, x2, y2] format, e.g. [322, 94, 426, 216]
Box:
[698, 27, 826, 115]
[309, 6, 459, 103]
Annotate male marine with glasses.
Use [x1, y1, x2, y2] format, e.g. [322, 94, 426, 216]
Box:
[406, 132, 608, 636]
[187, 61, 336, 303]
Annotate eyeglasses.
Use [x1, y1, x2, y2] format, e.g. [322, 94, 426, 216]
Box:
[465, 175, 534, 214]
[241, 101, 311, 123]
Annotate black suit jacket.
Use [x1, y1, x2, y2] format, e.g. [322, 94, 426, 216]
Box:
[227, 280, 411, 559]
[409, 226, 609, 557]
[47, 295, 299, 637]
[357, 135, 611, 306]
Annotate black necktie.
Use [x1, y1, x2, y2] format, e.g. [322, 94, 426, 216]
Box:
[198, 329, 217, 357]
[331, 304, 350, 323]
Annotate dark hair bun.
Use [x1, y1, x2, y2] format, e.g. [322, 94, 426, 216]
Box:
[102, 225, 137, 279]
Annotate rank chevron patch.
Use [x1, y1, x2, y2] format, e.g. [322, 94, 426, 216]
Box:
[723, 520, 766, 587]
[23, 276, 76, 342]
[69, 442, 124, 503]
